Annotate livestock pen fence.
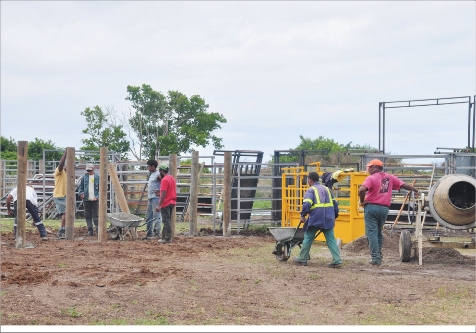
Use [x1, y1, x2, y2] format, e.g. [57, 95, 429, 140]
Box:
[1, 149, 475, 232]
[0, 150, 300, 232]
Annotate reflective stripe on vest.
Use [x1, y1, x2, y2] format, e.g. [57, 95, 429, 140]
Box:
[303, 186, 334, 209]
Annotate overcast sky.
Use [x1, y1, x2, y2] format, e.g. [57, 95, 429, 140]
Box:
[1, 1, 475, 162]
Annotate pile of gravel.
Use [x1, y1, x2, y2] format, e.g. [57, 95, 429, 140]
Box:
[107, 212, 143, 221]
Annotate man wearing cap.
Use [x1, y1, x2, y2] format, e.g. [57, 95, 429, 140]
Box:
[142, 159, 162, 240]
[155, 164, 177, 243]
[78, 163, 100, 236]
[358, 159, 419, 266]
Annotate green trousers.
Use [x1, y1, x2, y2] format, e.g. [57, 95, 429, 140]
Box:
[298, 226, 342, 264]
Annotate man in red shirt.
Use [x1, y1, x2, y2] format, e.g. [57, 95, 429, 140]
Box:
[155, 164, 177, 243]
[358, 159, 419, 266]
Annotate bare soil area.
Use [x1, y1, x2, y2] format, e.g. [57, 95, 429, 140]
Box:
[1, 225, 475, 328]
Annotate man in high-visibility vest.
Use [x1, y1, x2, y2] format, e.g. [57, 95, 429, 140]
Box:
[292, 172, 343, 267]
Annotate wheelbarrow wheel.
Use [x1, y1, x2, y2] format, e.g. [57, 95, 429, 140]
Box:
[107, 225, 121, 240]
[275, 243, 290, 261]
[399, 230, 412, 262]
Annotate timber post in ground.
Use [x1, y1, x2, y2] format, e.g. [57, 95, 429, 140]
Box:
[170, 154, 177, 238]
[15, 141, 28, 248]
[65, 147, 76, 240]
[98, 147, 108, 242]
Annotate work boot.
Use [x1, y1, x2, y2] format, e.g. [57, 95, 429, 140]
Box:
[58, 229, 66, 239]
[38, 224, 47, 237]
[85, 230, 94, 237]
[326, 262, 342, 268]
[86, 219, 94, 235]
[292, 257, 308, 266]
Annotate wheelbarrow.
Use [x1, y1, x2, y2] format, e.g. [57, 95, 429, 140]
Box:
[267, 219, 322, 261]
[106, 212, 151, 241]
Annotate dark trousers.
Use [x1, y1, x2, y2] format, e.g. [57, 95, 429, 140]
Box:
[13, 200, 47, 237]
[161, 204, 175, 242]
[364, 204, 389, 263]
[83, 200, 99, 232]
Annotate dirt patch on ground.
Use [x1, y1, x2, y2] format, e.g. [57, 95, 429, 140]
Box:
[1, 225, 475, 327]
[342, 229, 475, 266]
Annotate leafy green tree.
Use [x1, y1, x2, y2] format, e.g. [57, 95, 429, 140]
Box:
[1, 136, 64, 160]
[342, 142, 379, 152]
[0, 151, 17, 160]
[295, 135, 345, 153]
[280, 135, 381, 166]
[81, 105, 130, 159]
[28, 138, 63, 161]
[0, 136, 17, 159]
[126, 84, 226, 159]
[275, 135, 344, 164]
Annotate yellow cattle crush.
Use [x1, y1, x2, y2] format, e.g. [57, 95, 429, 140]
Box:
[281, 163, 368, 244]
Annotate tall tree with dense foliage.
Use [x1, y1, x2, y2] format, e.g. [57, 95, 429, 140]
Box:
[126, 84, 227, 159]
[0, 136, 17, 159]
[28, 138, 63, 161]
[80, 105, 130, 159]
[1, 136, 64, 160]
[279, 135, 380, 165]
[295, 135, 345, 153]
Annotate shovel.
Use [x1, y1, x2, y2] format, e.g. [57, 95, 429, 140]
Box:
[390, 179, 416, 237]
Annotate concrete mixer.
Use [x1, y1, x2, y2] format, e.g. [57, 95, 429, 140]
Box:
[427, 174, 475, 230]
[399, 173, 475, 264]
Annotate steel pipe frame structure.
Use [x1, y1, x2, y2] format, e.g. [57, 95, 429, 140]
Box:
[378, 95, 475, 154]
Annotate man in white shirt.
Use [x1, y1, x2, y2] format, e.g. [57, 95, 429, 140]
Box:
[6, 185, 48, 241]
[78, 163, 100, 236]
[142, 159, 162, 239]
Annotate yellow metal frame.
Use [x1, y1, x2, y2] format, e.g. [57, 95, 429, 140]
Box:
[281, 163, 368, 244]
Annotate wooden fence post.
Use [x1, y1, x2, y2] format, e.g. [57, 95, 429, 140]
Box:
[28, 161, 35, 179]
[170, 154, 177, 238]
[98, 147, 108, 242]
[65, 147, 76, 240]
[189, 151, 199, 236]
[0, 160, 5, 199]
[15, 141, 28, 248]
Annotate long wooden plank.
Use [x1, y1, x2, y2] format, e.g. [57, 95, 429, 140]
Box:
[108, 162, 130, 214]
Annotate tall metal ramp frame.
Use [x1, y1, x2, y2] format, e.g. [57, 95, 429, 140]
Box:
[213, 150, 264, 230]
[378, 96, 475, 154]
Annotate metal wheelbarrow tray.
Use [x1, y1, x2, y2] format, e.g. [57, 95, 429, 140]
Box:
[267, 220, 322, 262]
[267, 227, 305, 242]
[107, 212, 145, 241]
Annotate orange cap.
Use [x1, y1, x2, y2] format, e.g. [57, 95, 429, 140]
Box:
[366, 159, 383, 167]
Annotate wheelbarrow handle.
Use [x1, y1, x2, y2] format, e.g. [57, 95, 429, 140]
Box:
[133, 217, 156, 229]
[291, 217, 306, 240]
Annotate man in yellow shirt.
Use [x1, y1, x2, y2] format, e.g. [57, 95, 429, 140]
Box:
[54, 150, 67, 238]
